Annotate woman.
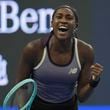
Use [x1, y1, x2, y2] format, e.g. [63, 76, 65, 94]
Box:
[16, 5, 103, 110]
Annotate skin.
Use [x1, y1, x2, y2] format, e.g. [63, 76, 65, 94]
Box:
[16, 6, 103, 105]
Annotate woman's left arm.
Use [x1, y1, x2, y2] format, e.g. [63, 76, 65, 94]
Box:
[77, 44, 103, 102]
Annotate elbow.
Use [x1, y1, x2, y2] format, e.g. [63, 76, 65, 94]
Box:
[78, 96, 86, 103]
[77, 93, 89, 103]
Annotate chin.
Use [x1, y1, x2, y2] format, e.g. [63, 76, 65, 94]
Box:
[59, 37, 69, 41]
[57, 35, 70, 40]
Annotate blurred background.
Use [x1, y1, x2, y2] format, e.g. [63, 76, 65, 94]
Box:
[0, 0, 110, 109]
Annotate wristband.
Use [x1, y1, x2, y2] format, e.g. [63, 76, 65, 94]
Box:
[89, 76, 100, 88]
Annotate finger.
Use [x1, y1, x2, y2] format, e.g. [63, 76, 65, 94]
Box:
[94, 63, 104, 69]
[90, 64, 103, 72]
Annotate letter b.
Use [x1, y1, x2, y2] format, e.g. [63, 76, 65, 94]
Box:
[0, 1, 19, 33]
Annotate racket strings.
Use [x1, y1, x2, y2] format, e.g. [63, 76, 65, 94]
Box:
[5, 83, 34, 109]
[3, 79, 37, 110]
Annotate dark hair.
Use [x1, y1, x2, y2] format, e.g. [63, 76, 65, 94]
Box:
[52, 5, 79, 28]
[51, 5, 79, 38]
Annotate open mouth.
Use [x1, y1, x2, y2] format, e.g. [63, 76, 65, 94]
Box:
[58, 26, 69, 32]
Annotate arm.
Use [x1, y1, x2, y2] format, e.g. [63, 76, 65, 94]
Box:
[15, 43, 35, 83]
[14, 40, 43, 106]
[13, 43, 36, 106]
[77, 43, 103, 102]
[15, 39, 42, 83]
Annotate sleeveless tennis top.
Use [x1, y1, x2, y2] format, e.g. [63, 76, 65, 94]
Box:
[33, 38, 81, 103]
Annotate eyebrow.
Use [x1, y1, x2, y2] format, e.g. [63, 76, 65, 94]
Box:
[55, 12, 74, 16]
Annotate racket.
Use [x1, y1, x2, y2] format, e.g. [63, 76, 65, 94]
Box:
[3, 78, 37, 110]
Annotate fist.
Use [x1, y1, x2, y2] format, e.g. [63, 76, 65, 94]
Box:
[90, 63, 103, 81]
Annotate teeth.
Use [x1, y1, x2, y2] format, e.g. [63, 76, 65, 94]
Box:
[58, 26, 68, 32]
[59, 26, 67, 29]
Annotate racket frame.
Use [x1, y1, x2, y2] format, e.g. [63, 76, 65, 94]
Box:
[3, 78, 37, 110]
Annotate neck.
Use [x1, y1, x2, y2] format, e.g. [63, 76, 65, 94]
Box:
[49, 36, 74, 53]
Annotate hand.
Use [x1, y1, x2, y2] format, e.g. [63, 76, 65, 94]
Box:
[90, 63, 103, 81]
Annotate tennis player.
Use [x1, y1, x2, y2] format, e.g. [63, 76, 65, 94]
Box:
[15, 5, 103, 110]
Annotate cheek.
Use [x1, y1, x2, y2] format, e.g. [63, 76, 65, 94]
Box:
[69, 23, 74, 30]
[71, 20, 76, 27]
[52, 21, 58, 29]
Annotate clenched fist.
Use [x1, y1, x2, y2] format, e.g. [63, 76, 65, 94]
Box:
[90, 63, 103, 81]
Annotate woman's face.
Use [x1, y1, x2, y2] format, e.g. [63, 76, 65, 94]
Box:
[51, 8, 76, 40]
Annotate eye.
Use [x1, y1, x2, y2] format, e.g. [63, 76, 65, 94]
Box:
[66, 15, 74, 20]
[55, 15, 62, 19]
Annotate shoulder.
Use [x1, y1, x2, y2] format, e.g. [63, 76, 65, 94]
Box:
[23, 36, 50, 65]
[21, 38, 44, 62]
[77, 39, 94, 62]
[23, 38, 43, 53]
[25, 36, 50, 51]
[77, 39, 93, 51]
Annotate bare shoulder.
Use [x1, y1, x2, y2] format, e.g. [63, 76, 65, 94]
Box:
[78, 39, 94, 53]
[21, 38, 44, 63]
[25, 38, 42, 50]
[23, 38, 43, 54]
[77, 39, 94, 62]
[78, 39, 93, 50]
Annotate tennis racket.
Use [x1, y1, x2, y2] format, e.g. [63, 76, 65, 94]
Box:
[3, 78, 37, 110]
